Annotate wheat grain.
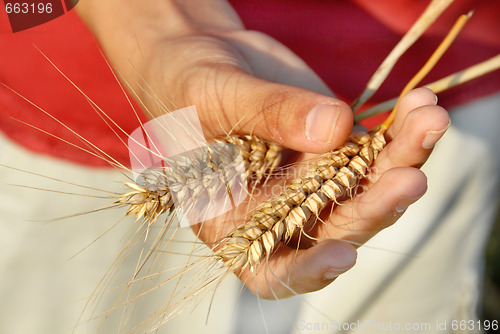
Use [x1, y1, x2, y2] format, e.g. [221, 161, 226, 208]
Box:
[224, 134, 282, 186]
[215, 129, 386, 272]
[117, 134, 282, 222]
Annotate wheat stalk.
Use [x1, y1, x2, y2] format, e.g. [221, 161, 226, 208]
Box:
[351, 0, 455, 111]
[355, 54, 500, 122]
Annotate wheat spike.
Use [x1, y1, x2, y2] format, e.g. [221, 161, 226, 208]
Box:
[225, 134, 282, 185]
[117, 134, 282, 221]
[215, 129, 386, 271]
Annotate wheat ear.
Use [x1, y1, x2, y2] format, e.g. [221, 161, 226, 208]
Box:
[215, 129, 385, 271]
[225, 135, 282, 186]
[117, 134, 282, 222]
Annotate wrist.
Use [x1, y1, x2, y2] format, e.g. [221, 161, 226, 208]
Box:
[75, 0, 244, 98]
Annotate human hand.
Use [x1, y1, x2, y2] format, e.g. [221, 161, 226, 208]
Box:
[76, 1, 450, 298]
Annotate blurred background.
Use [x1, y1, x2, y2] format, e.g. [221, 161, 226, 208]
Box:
[483, 200, 500, 332]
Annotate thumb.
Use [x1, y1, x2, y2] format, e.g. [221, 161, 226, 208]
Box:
[287, 239, 357, 294]
[196, 68, 353, 154]
[242, 239, 358, 298]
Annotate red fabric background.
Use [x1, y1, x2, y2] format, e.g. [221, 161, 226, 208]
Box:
[0, 0, 499, 167]
[0, 9, 146, 166]
[230, 0, 500, 119]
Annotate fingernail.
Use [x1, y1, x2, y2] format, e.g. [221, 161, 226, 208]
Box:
[324, 267, 352, 280]
[433, 94, 439, 105]
[305, 103, 340, 144]
[422, 121, 450, 149]
[395, 195, 423, 213]
[323, 247, 357, 280]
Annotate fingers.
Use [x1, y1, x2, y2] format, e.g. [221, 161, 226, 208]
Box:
[240, 239, 357, 299]
[342, 167, 427, 242]
[212, 31, 355, 153]
[315, 167, 426, 245]
[220, 30, 335, 97]
[311, 88, 446, 244]
[224, 88, 448, 298]
[143, 32, 352, 153]
[356, 168, 427, 226]
[372, 92, 450, 179]
[386, 87, 439, 139]
[193, 66, 353, 153]
[170, 33, 353, 154]
[285, 240, 357, 294]
[239, 158, 426, 298]
[236, 88, 447, 297]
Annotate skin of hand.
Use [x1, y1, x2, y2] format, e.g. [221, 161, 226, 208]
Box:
[76, 0, 450, 298]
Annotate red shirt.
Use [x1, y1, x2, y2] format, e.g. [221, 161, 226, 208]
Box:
[1, 0, 499, 167]
[230, 0, 500, 109]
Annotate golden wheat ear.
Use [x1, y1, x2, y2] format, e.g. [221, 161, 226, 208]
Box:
[216, 129, 385, 272]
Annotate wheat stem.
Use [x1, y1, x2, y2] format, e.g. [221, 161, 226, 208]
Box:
[355, 53, 500, 122]
[380, 11, 472, 130]
[351, 0, 455, 111]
